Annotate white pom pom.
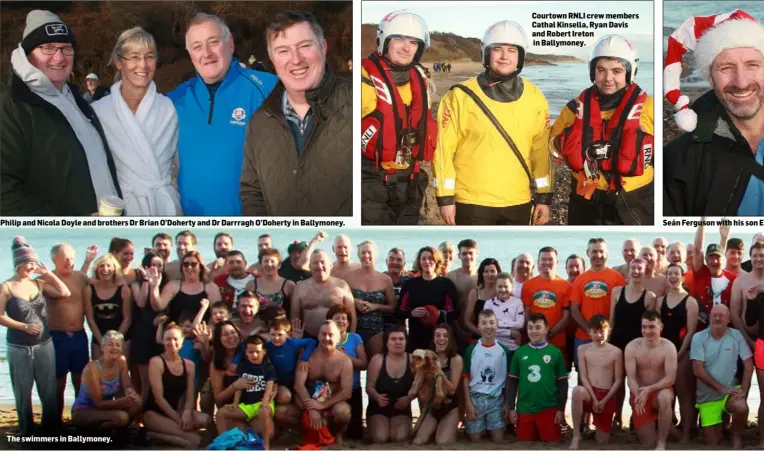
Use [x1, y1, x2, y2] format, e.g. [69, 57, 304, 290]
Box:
[675, 95, 690, 110]
[674, 108, 697, 132]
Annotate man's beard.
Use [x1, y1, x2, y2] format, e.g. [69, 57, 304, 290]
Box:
[717, 82, 763, 120]
[156, 249, 170, 260]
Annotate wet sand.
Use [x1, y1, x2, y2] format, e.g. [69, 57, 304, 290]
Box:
[0, 403, 759, 450]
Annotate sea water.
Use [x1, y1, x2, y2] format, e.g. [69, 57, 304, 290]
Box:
[460, 61, 655, 121]
[0, 228, 758, 416]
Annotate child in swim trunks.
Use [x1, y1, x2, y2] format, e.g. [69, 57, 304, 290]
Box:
[570, 314, 622, 449]
[217, 335, 277, 449]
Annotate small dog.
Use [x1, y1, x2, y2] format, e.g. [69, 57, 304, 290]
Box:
[409, 349, 446, 408]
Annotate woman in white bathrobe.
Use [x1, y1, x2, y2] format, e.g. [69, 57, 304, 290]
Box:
[92, 27, 182, 216]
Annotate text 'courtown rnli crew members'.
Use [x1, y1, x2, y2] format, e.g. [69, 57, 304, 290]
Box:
[551, 35, 654, 226]
[167, 13, 278, 216]
[435, 21, 553, 226]
[663, 10, 764, 216]
[361, 11, 437, 225]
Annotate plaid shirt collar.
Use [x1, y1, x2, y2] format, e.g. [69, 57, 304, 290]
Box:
[282, 91, 312, 134]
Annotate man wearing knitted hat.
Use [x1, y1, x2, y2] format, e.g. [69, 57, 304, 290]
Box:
[664, 10, 764, 216]
[550, 34, 654, 226]
[0, 10, 122, 215]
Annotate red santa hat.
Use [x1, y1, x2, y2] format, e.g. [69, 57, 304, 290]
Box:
[664, 10, 762, 132]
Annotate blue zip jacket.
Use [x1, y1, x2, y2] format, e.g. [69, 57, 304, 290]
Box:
[167, 59, 277, 215]
[233, 337, 316, 384]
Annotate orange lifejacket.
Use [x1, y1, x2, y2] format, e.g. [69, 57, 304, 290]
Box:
[361, 53, 435, 171]
[560, 84, 652, 191]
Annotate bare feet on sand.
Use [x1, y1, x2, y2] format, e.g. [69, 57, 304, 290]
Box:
[569, 435, 581, 449]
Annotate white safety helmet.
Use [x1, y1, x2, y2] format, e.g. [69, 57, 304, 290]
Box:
[480, 21, 528, 72]
[376, 11, 430, 63]
[589, 34, 639, 84]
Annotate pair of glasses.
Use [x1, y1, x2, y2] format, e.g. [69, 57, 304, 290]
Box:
[183, 261, 199, 268]
[120, 54, 157, 63]
[39, 45, 74, 56]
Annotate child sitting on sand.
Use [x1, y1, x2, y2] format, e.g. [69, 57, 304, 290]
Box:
[216, 335, 277, 450]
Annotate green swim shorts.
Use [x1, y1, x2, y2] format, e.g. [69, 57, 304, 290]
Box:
[695, 389, 738, 428]
[239, 401, 276, 421]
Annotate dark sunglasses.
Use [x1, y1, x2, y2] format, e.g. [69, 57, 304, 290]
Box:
[183, 261, 199, 268]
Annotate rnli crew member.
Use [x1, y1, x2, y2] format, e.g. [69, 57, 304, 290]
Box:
[361, 11, 436, 225]
[550, 35, 654, 225]
[434, 21, 552, 226]
[168, 13, 278, 216]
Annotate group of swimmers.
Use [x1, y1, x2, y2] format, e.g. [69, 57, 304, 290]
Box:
[2, 226, 763, 449]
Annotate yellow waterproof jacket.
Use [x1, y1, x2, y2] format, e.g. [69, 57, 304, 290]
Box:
[550, 94, 654, 192]
[433, 76, 552, 207]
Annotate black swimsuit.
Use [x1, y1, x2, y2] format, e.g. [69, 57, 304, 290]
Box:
[610, 289, 646, 350]
[471, 287, 488, 340]
[661, 294, 690, 350]
[168, 282, 209, 323]
[366, 354, 413, 418]
[90, 284, 126, 343]
[144, 355, 188, 414]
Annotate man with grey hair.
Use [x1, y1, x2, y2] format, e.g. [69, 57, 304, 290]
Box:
[291, 249, 356, 340]
[168, 12, 278, 216]
[82, 73, 109, 103]
[330, 234, 360, 280]
[41, 242, 98, 424]
[1, 9, 122, 215]
[614, 238, 640, 279]
[241, 10, 352, 216]
[664, 11, 764, 216]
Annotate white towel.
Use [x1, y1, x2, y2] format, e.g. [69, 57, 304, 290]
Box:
[92, 80, 182, 216]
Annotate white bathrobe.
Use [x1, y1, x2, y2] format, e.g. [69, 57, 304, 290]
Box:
[92, 81, 182, 216]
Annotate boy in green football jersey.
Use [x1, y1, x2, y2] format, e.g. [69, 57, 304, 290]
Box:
[507, 312, 568, 442]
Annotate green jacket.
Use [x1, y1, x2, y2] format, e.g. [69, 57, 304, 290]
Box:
[240, 70, 352, 216]
[1, 73, 122, 215]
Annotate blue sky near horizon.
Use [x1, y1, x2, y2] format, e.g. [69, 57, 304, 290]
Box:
[362, 1, 654, 61]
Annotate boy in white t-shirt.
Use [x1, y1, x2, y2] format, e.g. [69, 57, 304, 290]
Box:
[484, 272, 525, 353]
[462, 309, 513, 442]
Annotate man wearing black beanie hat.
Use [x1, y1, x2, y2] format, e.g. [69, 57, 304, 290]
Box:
[0, 10, 122, 216]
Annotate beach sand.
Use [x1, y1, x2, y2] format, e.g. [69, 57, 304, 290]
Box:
[0, 403, 759, 450]
[417, 61, 572, 226]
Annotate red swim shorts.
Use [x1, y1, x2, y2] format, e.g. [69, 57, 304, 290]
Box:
[583, 387, 616, 433]
[755, 339, 764, 371]
[516, 407, 561, 442]
[629, 387, 674, 430]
